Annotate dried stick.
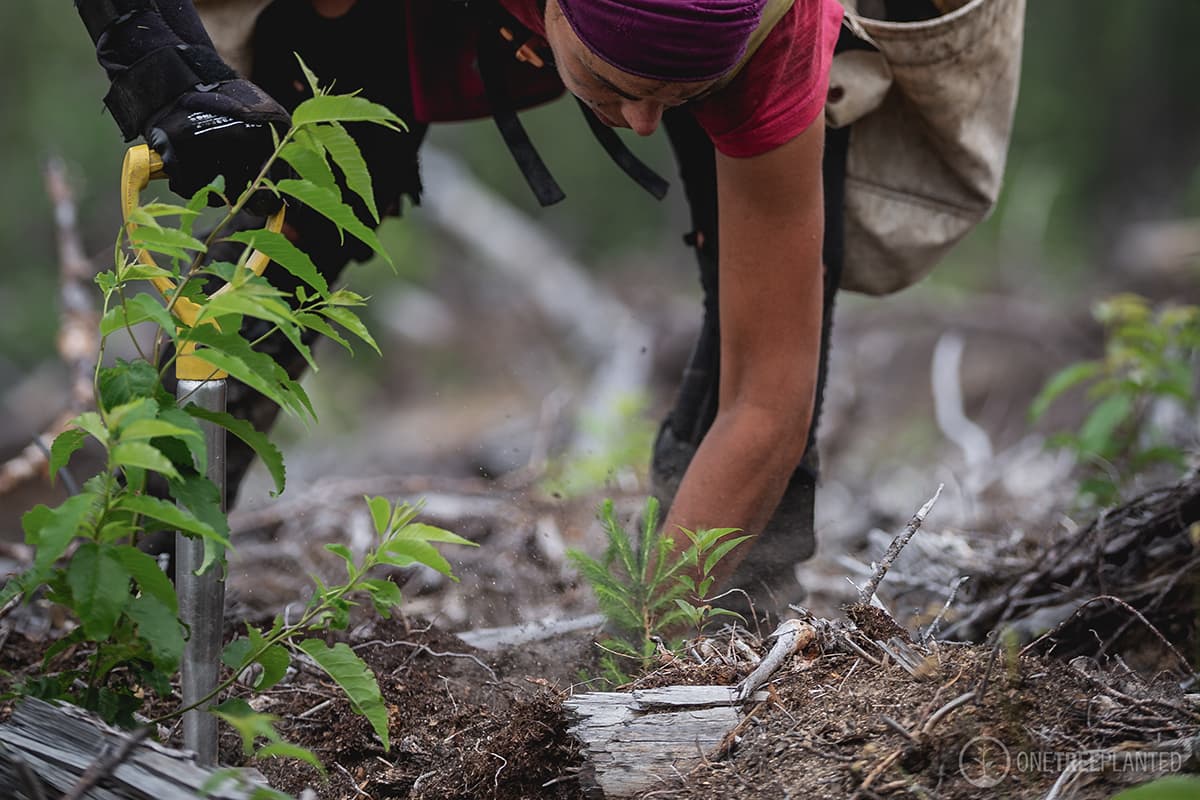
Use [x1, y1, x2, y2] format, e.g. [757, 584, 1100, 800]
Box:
[921, 576, 970, 644]
[0, 158, 97, 496]
[1018, 594, 1195, 678]
[857, 485, 944, 604]
[60, 726, 152, 800]
[734, 619, 814, 702]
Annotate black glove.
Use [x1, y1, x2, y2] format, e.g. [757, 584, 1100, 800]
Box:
[76, 0, 290, 210]
[145, 79, 290, 212]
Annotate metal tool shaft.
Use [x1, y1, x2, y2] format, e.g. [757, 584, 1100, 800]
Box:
[176, 379, 227, 766]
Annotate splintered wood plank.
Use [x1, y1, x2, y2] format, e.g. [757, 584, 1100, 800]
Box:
[564, 685, 768, 797]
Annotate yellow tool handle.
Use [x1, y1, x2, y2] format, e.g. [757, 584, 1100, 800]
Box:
[121, 144, 286, 380]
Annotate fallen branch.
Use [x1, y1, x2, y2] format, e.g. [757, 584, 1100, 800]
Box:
[734, 619, 813, 702]
[857, 485, 944, 605]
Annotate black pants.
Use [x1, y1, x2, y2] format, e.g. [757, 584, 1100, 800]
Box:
[203, 0, 848, 563]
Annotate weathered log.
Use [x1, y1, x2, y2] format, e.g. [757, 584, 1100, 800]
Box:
[0, 698, 274, 800]
[563, 685, 767, 798]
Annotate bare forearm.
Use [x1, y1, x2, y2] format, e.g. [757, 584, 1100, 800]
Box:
[661, 401, 812, 588]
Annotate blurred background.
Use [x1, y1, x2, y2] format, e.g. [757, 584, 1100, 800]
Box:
[2, 2, 1200, 621]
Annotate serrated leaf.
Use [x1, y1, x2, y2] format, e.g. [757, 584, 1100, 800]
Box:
[117, 494, 229, 548]
[67, 542, 131, 640]
[127, 593, 185, 670]
[155, 406, 208, 474]
[310, 122, 379, 222]
[292, 95, 406, 130]
[226, 229, 329, 298]
[128, 224, 208, 261]
[100, 295, 180, 339]
[168, 474, 231, 552]
[119, 418, 202, 444]
[24, 493, 97, 574]
[298, 639, 389, 750]
[183, 326, 308, 421]
[116, 262, 176, 283]
[111, 442, 181, 481]
[319, 306, 380, 356]
[276, 179, 392, 268]
[98, 360, 160, 412]
[366, 496, 391, 535]
[295, 53, 322, 97]
[49, 429, 87, 485]
[362, 578, 403, 616]
[184, 406, 285, 495]
[295, 311, 352, 353]
[109, 546, 175, 615]
[1031, 361, 1102, 420]
[108, 398, 158, 431]
[381, 539, 455, 579]
[394, 523, 476, 547]
[279, 137, 339, 194]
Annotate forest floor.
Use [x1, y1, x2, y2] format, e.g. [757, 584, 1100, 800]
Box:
[2, 272, 1198, 798]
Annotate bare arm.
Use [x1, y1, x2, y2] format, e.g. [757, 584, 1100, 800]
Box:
[662, 117, 826, 589]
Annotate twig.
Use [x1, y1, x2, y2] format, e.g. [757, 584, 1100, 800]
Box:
[1018, 594, 1195, 678]
[734, 619, 813, 702]
[856, 747, 903, 795]
[857, 486, 944, 604]
[352, 639, 498, 682]
[333, 763, 371, 799]
[919, 691, 976, 737]
[60, 726, 152, 800]
[921, 576, 970, 644]
[1043, 764, 1081, 800]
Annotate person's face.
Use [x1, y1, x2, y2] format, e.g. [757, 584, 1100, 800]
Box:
[544, 0, 716, 136]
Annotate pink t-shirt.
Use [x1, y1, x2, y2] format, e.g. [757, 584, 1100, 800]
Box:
[498, 0, 844, 158]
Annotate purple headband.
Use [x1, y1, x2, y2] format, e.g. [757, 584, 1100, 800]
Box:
[556, 0, 769, 83]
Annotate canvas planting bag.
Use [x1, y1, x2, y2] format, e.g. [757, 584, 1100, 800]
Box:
[828, 0, 1026, 294]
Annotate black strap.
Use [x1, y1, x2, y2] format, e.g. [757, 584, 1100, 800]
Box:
[575, 99, 670, 200]
[477, 25, 566, 206]
[76, 0, 155, 43]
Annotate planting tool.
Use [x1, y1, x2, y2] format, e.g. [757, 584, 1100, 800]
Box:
[121, 144, 284, 765]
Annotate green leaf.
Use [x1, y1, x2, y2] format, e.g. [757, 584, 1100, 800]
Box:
[1077, 392, 1134, 457]
[256, 741, 325, 772]
[117, 494, 229, 549]
[226, 229, 329, 298]
[1030, 361, 1102, 420]
[213, 698, 282, 754]
[108, 398, 159, 432]
[66, 542, 131, 640]
[168, 475, 232, 565]
[98, 360, 160, 412]
[310, 122, 379, 222]
[71, 411, 109, 446]
[48, 429, 87, 485]
[182, 326, 309, 420]
[362, 578, 403, 616]
[275, 179, 392, 268]
[295, 54, 322, 97]
[278, 137, 339, 195]
[128, 224, 208, 261]
[127, 593, 185, 671]
[295, 312, 352, 353]
[702, 534, 751, 577]
[381, 539, 455, 579]
[394, 522, 477, 547]
[184, 406, 286, 495]
[111, 442, 181, 481]
[156, 406, 208, 474]
[119, 418, 202, 444]
[292, 95, 406, 130]
[297, 639, 389, 751]
[319, 306, 380, 356]
[366, 496, 392, 535]
[100, 294, 180, 338]
[25, 493, 99, 574]
[222, 633, 290, 691]
[113, 545, 177, 613]
[1113, 776, 1200, 800]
